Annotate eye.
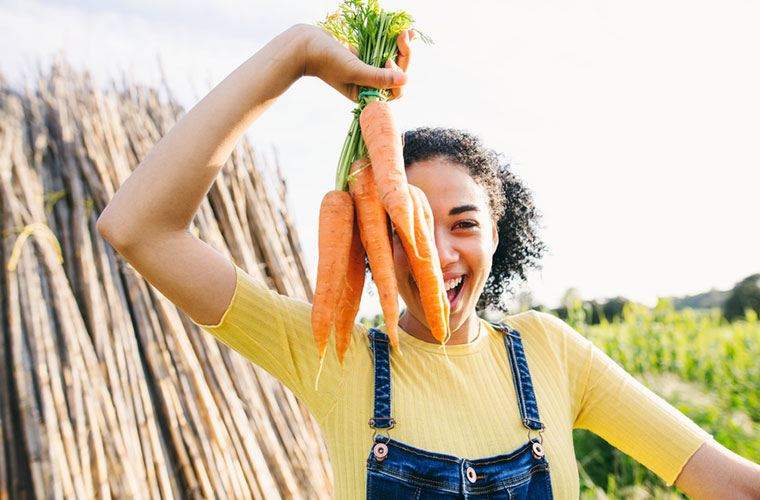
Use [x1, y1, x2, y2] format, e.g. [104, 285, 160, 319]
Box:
[454, 220, 479, 230]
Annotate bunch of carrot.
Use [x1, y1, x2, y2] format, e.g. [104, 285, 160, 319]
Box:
[311, 0, 448, 389]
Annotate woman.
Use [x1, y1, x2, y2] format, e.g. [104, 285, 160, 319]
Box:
[97, 24, 760, 499]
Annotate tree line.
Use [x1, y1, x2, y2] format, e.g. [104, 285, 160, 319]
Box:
[534, 273, 760, 324]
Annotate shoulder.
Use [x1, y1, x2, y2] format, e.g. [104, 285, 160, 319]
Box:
[486, 310, 592, 358]
[482, 310, 551, 351]
[511, 310, 589, 343]
[486, 309, 557, 340]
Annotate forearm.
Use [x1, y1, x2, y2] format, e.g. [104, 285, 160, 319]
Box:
[674, 438, 760, 499]
[97, 25, 307, 245]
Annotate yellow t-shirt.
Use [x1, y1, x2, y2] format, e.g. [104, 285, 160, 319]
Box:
[192, 263, 713, 499]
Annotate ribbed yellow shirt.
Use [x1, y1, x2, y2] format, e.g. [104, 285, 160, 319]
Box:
[192, 263, 713, 499]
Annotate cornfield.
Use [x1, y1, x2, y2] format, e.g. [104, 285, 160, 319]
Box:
[569, 301, 760, 498]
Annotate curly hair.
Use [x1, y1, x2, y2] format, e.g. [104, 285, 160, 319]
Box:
[397, 127, 548, 314]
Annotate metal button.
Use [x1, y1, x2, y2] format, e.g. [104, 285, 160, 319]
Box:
[373, 442, 388, 461]
[466, 466, 477, 483]
[532, 441, 545, 458]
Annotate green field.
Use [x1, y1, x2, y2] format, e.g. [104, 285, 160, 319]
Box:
[566, 301, 759, 498]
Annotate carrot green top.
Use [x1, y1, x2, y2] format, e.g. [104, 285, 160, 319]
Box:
[191, 261, 713, 499]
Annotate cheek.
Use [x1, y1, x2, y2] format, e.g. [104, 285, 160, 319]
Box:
[464, 240, 495, 277]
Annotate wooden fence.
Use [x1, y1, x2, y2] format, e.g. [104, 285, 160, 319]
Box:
[0, 60, 331, 499]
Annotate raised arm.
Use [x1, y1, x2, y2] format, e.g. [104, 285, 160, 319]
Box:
[96, 24, 410, 326]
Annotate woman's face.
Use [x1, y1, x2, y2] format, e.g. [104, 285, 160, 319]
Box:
[392, 158, 499, 332]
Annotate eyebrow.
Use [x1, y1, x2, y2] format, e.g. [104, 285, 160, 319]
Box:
[448, 204, 480, 216]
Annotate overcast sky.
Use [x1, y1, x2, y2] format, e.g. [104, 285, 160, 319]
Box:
[4, 0, 759, 316]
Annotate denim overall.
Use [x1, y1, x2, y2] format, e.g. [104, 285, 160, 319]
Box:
[365, 323, 553, 499]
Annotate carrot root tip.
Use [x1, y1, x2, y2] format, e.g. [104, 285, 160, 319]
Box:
[440, 342, 454, 366]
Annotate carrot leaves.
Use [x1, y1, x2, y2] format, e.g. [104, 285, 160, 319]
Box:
[318, 0, 428, 190]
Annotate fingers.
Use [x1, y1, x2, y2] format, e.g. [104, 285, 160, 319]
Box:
[396, 30, 413, 73]
[389, 30, 415, 100]
[348, 56, 407, 91]
[386, 59, 404, 100]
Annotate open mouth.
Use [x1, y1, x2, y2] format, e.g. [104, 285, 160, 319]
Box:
[445, 275, 467, 309]
[410, 274, 468, 310]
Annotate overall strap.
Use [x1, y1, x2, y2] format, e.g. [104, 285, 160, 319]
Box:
[367, 328, 395, 430]
[491, 322, 545, 431]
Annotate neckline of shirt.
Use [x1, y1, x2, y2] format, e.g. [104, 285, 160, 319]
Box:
[391, 318, 501, 356]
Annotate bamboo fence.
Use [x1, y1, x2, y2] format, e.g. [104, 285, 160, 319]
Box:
[0, 60, 332, 499]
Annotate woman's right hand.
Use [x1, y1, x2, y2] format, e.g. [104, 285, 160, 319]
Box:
[291, 23, 415, 102]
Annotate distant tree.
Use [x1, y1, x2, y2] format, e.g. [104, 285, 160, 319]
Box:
[552, 305, 568, 320]
[723, 273, 760, 321]
[585, 300, 603, 325]
[601, 296, 629, 323]
[550, 295, 629, 325]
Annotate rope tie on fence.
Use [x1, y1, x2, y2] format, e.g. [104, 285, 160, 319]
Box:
[6, 222, 63, 272]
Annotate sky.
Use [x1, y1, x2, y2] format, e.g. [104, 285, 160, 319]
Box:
[3, 0, 758, 317]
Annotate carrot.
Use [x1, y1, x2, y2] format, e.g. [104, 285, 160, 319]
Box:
[333, 217, 367, 366]
[311, 190, 354, 390]
[316, 2, 432, 370]
[414, 184, 451, 344]
[359, 100, 425, 263]
[348, 159, 401, 352]
[405, 184, 451, 345]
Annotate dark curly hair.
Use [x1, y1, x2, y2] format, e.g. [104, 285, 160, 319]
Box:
[397, 127, 548, 314]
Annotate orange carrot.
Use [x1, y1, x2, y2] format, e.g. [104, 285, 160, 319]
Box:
[333, 217, 366, 366]
[359, 100, 424, 263]
[348, 159, 401, 351]
[415, 184, 451, 344]
[311, 190, 354, 389]
[406, 184, 450, 344]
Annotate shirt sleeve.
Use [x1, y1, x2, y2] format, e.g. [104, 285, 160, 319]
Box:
[536, 311, 714, 487]
[189, 260, 355, 422]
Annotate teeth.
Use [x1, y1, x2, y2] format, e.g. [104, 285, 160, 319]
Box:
[444, 276, 463, 291]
